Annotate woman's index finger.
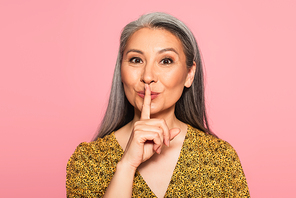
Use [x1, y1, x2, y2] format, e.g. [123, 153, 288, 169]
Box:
[141, 84, 151, 120]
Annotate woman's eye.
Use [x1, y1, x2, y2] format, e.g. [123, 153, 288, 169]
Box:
[160, 58, 173, 65]
[129, 57, 143, 64]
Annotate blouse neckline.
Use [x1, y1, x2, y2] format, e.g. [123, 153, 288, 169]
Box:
[110, 124, 191, 197]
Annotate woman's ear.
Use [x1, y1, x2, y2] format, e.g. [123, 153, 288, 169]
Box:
[184, 61, 196, 88]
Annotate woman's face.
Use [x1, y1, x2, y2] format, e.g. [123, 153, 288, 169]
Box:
[121, 28, 196, 117]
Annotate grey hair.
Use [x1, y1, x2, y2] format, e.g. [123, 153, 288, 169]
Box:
[94, 12, 217, 140]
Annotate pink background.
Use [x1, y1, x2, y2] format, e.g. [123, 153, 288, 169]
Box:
[1, 1, 295, 197]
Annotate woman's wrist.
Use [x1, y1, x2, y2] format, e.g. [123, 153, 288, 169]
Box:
[116, 160, 137, 175]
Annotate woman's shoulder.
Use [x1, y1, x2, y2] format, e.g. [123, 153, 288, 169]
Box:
[66, 132, 122, 197]
[185, 125, 250, 197]
[70, 132, 121, 157]
[187, 125, 239, 158]
[67, 132, 123, 170]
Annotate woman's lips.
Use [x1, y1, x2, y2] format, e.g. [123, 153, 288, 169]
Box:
[137, 91, 159, 100]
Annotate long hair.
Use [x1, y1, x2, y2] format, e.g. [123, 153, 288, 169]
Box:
[93, 12, 217, 140]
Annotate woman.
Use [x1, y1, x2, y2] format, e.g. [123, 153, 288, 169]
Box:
[66, 12, 250, 197]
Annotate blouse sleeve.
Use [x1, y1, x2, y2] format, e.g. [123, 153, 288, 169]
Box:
[66, 142, 104, 198]
[220, 141, 250, 197]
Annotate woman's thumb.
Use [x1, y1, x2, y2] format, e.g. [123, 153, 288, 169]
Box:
[169, 128, 181, 141]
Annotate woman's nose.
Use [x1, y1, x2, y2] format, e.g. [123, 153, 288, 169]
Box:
[141, 62, 157, 84]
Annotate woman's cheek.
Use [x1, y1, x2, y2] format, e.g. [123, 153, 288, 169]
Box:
[162, 72, 186, 89]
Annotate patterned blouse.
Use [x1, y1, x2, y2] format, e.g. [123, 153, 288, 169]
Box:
[66, 125, 250, 197]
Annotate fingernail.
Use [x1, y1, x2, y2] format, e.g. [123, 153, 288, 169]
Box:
[157, 147, 161, 154]
[166, 140, 170, 147]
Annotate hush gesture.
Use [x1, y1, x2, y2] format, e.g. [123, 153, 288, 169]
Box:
[121, 84, 181, 169]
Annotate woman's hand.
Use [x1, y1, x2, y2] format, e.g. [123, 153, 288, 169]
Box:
[104, 84, 180, 197]
[121, 84, 181, 170]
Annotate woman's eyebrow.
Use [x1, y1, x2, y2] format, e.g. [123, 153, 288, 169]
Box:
[125, 49, 143, 55]
[158, 48, 179, 55]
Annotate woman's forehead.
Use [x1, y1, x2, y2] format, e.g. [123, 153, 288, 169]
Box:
[124, 28, 184, 55]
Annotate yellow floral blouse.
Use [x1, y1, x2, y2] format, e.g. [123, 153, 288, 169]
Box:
[66, 125, 250, 197]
